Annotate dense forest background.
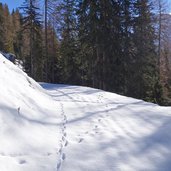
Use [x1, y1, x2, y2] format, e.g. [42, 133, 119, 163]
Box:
[0, 0, 171, 105]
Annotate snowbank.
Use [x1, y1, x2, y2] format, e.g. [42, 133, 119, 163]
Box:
[0, 54, 61, 171]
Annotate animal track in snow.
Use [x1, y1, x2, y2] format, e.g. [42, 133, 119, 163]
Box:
[62, 153, 66, 160]
[64, 140, 68, 147]
[78, 138, 84, 143]
[19, 159, 26, 165]
[56, 102, 68, 171]
[57, 160, 62, 170]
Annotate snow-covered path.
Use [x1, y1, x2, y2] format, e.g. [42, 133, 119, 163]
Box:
[42, 83, 171, 171]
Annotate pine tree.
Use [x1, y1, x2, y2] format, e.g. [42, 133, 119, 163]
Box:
[20, 0, 42, 79]
[42, 0, 60, 82]
[131, 0, 160, 102]
[57, 0, 80, 84]
[78, 0, 123, 91]
[78, 0, 104, 88]
[3, 4, 14, 52]
[154, 0, 171, 105]
[46, 21, 59, 83]
[12, 9, 22, 59]
[0, 3, 5, 51]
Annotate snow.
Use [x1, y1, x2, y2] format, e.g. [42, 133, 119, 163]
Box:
[0, 54, 61, 171]
[1, 53, 171, 171]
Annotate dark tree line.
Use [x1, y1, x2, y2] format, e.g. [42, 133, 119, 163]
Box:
[0, 0, 171, 105]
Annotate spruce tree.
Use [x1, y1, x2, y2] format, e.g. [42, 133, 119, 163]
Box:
[131, 0, 160, 102]
[0, 3, 5, 51]
[57, 0, 80, 84]
[20, 0, 42, 79]
[78, 0, 123, 91]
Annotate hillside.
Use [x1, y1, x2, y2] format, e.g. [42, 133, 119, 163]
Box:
[1, 54, 171, 171]
[0, 54, 61, 171]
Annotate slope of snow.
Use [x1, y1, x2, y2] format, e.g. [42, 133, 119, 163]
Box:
[1, 54, 171, 171]
[0, 54, 61, 171]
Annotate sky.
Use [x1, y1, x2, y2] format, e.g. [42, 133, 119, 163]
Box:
[0, 0, 171, 14]
[0, 0, 24, 11]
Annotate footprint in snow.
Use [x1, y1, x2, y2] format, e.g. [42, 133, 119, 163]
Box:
[62, 136, 65, 141]
[0, 152, 5, 156]
[47, 152, 52, 156]
[64, 132, 67, 137]
[19, 159, 26, 165]
[62, 153, 66, 160]
[64, 140, 69, 147]
[95, 125, 98, 128]
[57, 160, 62, 169]
[78, 138, 84, 143]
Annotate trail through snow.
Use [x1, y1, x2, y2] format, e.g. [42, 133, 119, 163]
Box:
[41, 83, 171, 171]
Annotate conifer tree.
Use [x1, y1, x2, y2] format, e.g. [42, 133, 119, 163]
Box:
[0, 3, 5, 51]
[3, 4, 13, 52]
[20, 0, 42, 79]
[131, 0, 160, 102]
[12, 9, 22, 59]
[58, 0, 80, 84]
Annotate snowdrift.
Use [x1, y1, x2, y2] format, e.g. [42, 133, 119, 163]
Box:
[0, 54, 61, 171]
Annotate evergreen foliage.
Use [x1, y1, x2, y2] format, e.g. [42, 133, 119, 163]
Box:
[20, 0, 42, 79]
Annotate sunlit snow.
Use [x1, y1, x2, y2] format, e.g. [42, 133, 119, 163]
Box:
[0, 54, 171, 171]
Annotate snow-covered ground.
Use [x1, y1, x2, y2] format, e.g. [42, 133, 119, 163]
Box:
[1, 54, 171, 171]
[0, 54, 61, 171]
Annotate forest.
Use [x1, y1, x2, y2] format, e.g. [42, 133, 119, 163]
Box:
[0, 0, 171, 105]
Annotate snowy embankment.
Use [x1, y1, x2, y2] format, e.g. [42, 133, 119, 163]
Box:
[0, 54, 61, 171]
[1, 54, 171, 171]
